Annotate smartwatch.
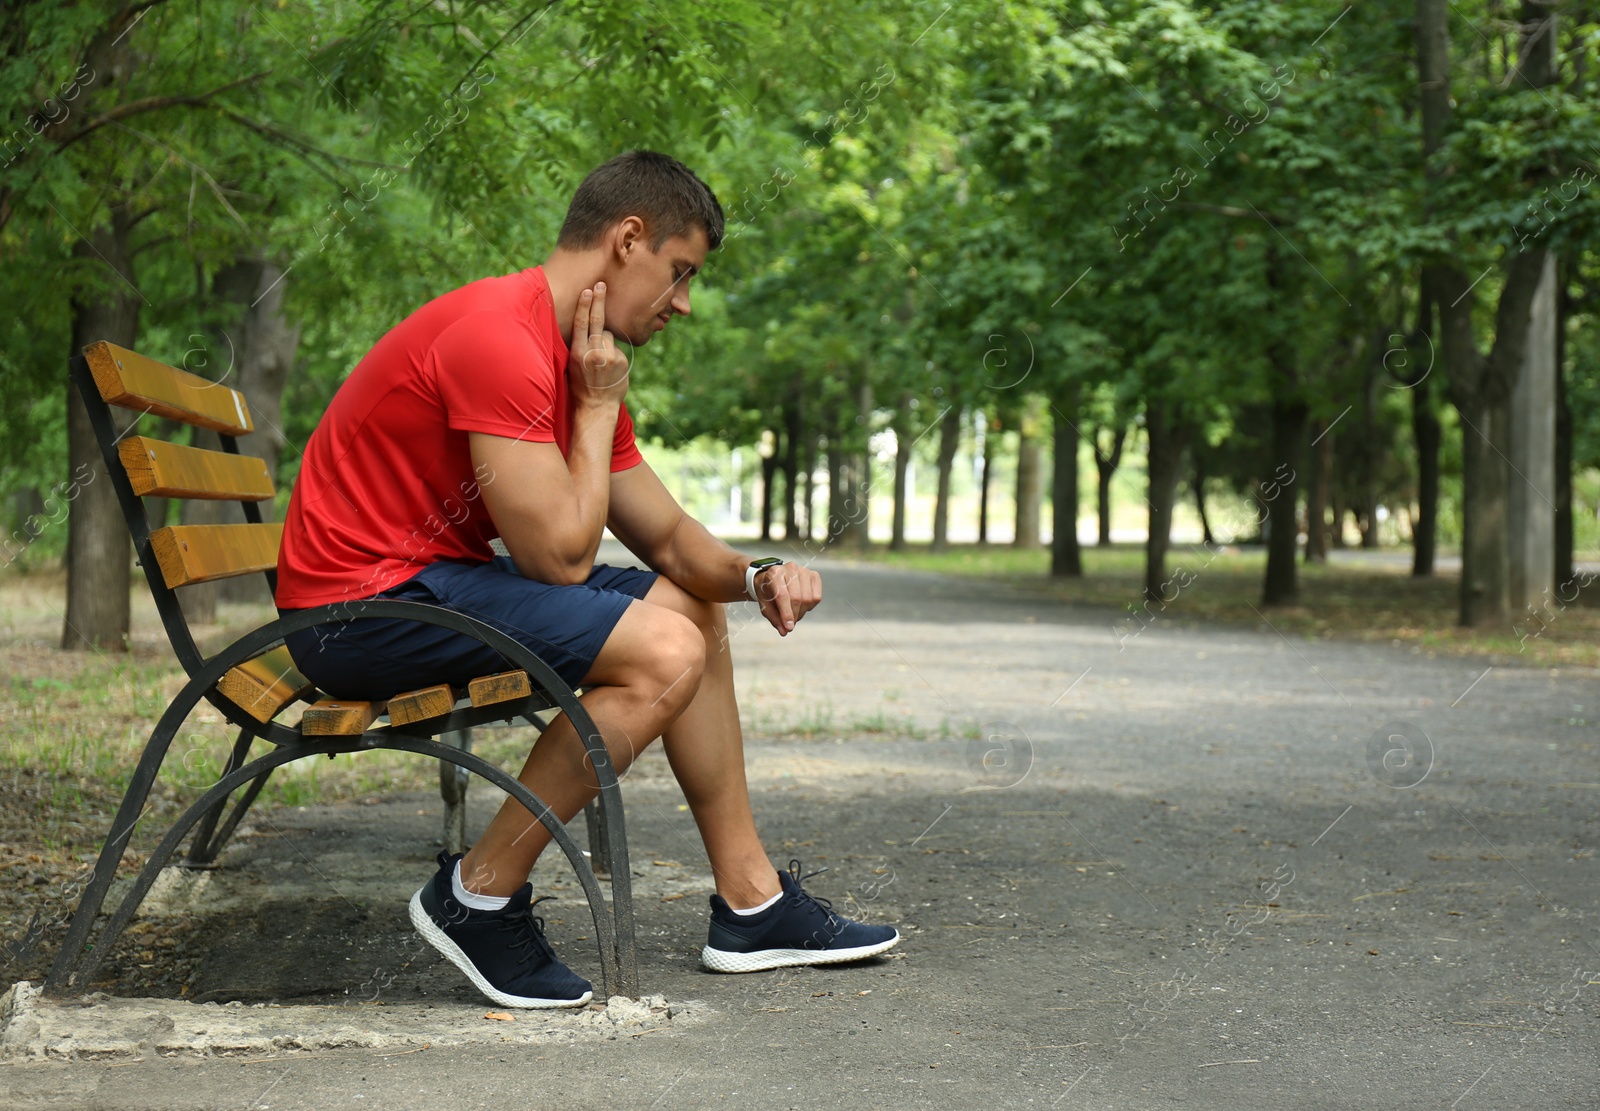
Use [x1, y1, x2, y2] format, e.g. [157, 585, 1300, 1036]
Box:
[745, 557, 784, 602]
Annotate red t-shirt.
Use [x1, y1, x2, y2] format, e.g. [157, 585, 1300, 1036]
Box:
[275, 266, 642, 608]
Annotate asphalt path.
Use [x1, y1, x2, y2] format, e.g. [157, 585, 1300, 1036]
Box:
[5, 551, 1598, 1109]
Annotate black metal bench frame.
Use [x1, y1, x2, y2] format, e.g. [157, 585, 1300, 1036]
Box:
[44, 350, 639, 999]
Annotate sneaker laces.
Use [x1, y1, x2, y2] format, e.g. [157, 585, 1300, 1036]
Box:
[497, 895, 559, 968]
[785, 859, 844, 932]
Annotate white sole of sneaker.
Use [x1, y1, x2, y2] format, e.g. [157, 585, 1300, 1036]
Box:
[699, 932, 901, 973]
[408, 889, 593, 1008]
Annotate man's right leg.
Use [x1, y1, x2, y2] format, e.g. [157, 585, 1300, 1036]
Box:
[457, 599, 706, 895]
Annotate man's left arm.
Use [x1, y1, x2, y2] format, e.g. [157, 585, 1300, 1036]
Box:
[606, 462, 820, 636]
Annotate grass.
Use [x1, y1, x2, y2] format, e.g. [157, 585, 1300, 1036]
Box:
[822, 540, 1600, 670]
[742, 696, 969, 741]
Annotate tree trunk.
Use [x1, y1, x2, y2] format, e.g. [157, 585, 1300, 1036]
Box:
[1014, 407, 1042, 548]
[802, 427, 817, 543]
[1355, 375, 1382, 551]
[1262, 399, 1308, 606]
[1051, 395, 1082, 576]
[783, 390, 802, 541]
[847, 379, 873, 550]
[826, 430, 844, 545]
[1459, 396, 1513, 623]
[1144, 399, 1189, 602]
[1329, 468, 1347, 550]
[1193, 447, 1215, 547]
[210, 257, 300, 605]
[1304, 422, 1329, 564]
[1093, 424, 1125, 547]
[1555, 271, 1573, 589]
[10, 487, 44, 536]
[1411, 378, 1440, 577]
[931, 404, 961, 552]
[978, 415, 994, 545]
[63, 210, 140, 652]
[1260, 243, 1307, 605]
[759, 440, 778, 542]
[1417, 0, 1556, 627]
[6, 487, 44, 567]
[890, 393, 911, 551]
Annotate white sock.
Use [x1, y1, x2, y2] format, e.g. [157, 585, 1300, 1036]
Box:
[452, 859, 510, 911]
[729, 890, 782, 917]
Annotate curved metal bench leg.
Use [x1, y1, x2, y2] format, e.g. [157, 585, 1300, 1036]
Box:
[192, 766, 273, 865]
[43, 680, 215, 995]
[439, 727, 472, 854]
[510, 696, 634, 996]
[583, 799, 612, 876]
[55, 737, 628, 999]
[533, 700, 637, 995]
[187, 727, 270, 866]
[579, 738, 636, 997]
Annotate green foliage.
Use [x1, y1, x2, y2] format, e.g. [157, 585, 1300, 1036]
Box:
[3, 0, 1600, 579]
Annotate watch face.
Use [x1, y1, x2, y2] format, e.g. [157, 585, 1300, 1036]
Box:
[751, 557, 783, 569]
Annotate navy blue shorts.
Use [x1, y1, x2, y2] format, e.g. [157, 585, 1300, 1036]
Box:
[280, 558, 660, 701]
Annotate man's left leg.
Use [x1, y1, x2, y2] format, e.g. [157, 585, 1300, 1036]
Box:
[634, 576, 781, 910]
[637, 575, 900, 973]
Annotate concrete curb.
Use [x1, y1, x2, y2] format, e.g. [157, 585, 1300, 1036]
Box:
[0, 981, 709, 1062]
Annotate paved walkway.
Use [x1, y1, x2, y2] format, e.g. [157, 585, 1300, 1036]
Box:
[5, 550, 1599, 1108]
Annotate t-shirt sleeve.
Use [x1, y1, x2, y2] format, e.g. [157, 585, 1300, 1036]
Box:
[433, 313, 559, 442]
[613, 402, 644, 472]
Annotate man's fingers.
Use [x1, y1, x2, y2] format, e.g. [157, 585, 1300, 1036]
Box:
[772, 579, 796, 632]
[573, 288, 592, 343]
[590, 282, 606, 338]
[793, 572, 821, 623]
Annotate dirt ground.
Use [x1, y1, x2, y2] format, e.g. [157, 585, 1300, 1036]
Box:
[3, 548, 1599, 1108]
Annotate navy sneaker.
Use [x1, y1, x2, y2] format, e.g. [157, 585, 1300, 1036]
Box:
[409, 851, 593, 1008]
[701, 859, 900, 973]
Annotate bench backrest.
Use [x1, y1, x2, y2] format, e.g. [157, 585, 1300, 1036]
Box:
[70, 341, 283, 677]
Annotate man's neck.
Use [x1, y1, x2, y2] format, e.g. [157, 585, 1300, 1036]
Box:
[541, 249, 606, 344]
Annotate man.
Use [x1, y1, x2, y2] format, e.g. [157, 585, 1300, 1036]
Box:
[275, 151, 898, 1009]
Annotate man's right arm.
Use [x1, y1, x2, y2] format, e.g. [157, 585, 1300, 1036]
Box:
[470, 404, 615, 585]
[471, 282, 630, 586]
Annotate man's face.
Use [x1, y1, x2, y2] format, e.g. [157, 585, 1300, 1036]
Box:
[605, 225, 710, 346]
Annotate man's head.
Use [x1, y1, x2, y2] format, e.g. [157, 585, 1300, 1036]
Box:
[555, 150, 724, 345]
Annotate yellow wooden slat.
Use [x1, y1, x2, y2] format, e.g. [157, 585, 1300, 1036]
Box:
[148, 522, 282, 588]
[216, 646, 317, 723]
[301, 699, 384, 736]
[83, 341, 253, 436]
[388, 684, 459, 726]
[467, 670, 533, 707]
[119, 436, 274, 501]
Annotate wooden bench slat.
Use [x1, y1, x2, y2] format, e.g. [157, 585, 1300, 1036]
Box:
[84, 341, 254, 436]
[119, 436, 274, 501]
[148, 522, 282, 588]
[388, 683, 459, 726]
[301, 699, 384, 735]
[216, 646, 316, 723]
[468, 670, 533, 706]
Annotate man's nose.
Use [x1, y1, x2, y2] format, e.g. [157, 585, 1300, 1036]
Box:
[671, 287, 691, 316]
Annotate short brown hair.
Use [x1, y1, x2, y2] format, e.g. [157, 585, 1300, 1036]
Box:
[557, 150, 725, 252]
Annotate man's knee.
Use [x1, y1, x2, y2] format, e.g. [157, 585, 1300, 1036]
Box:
[590, 603, 705, 707]
[650, 610, 707, 695]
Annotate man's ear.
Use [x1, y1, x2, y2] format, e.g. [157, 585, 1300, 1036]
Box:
[613, 215, 647, 263]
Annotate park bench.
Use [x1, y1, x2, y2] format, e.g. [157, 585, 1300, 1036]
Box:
[45, 341, 639, 999]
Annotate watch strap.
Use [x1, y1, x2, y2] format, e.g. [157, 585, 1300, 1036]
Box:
[745, 559, 782, 602]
